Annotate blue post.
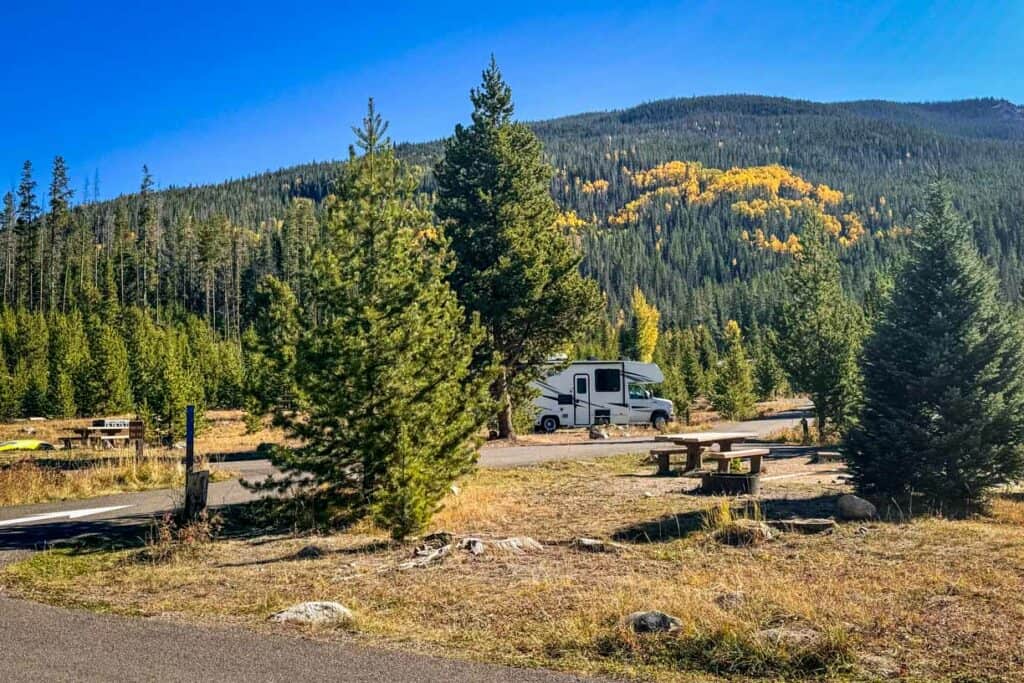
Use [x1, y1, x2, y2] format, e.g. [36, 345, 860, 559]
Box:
[185, 404, 195, 473]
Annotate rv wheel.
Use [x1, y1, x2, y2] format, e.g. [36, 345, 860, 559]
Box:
[651, 412, 668, 432]
[540, 416, 559, 433]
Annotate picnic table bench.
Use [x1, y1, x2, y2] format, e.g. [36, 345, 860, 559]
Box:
[651, 431, 757, 475]
[704, 448, 770, 474]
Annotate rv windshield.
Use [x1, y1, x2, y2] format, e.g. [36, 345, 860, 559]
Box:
[628, 385, 652, 400]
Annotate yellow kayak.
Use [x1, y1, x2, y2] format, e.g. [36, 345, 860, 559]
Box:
[0, 439, 57, 452]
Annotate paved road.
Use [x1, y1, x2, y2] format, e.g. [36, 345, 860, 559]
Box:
[0, 595, 596, 683]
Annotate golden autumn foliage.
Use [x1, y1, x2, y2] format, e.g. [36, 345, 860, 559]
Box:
[631, 287, 660, 363]
[604, 160, 886, 252]
[553, 210, 587, 232]
[580, 179, 609, 194]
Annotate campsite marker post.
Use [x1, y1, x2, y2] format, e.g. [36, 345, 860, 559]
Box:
[183, 405, 209, 520]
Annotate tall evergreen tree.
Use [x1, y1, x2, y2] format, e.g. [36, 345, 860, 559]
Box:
[47, 156, 73, 311]
[1, 193, 15, 306]
[255, 102, 494, 539]
[15, 161, 40, 309]
[434, 58, 602, 438]
[845, 184, 1024, 513]
[774, 217, 864, 440]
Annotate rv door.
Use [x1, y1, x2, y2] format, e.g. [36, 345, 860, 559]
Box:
[573, 373, 589, 426]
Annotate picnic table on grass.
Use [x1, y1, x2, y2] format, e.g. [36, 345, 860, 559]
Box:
[651, 431, 760, 476]
[61, 425, 132, 451]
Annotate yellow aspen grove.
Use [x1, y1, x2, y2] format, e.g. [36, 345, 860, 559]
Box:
[632, 287, 660, 362]
[605, 160, 872, 250]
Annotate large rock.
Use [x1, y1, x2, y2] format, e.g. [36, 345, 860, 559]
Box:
[623, 610, 682, 633]
[270, 601, 353, 626]
[837, 494, 877, 521]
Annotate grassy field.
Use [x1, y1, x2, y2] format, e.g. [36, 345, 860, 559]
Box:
[4, 451, 1022, 682]
[0, 456, 235, 507]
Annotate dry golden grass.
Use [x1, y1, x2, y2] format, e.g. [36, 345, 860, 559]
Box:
[0, 456, 234, 507]
[6, 453, 1024, 681]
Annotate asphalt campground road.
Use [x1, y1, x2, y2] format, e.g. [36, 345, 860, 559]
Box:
[0, 595, 597, 683]
[0, 408, 808, 682]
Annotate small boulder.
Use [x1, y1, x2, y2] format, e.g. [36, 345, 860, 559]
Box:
[458, 537, 486, 555]
[570, 537, 623, 553]
[714, 591, 746, 610]
[623, 610, 682, 634]
[756, 626, 821, 648]
[294, 544, 325, 560]
[837, 494, 877, 521]
[270, 601, 353, 626]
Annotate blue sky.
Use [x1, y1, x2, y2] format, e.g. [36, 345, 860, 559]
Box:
[5, 0, 1023, 201]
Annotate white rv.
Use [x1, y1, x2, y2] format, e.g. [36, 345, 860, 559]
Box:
[531, 360, 675, 432]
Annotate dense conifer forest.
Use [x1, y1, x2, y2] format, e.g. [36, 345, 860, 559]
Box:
[2, 94, 1023, 425]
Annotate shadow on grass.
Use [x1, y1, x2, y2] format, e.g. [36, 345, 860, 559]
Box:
[0, 494, 337, 556]
[612, 493, 844, 544]
[215, 539, 393, 568]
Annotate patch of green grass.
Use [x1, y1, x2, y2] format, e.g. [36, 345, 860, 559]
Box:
[595, 624, 854, 679]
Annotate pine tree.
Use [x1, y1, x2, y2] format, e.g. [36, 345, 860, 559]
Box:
[15, 161, 40, 309]
[47, 156, 73, 311]
[47, 311, 88, 417]
[256, 101, 494, 539]
[434, 58, 602, 438]
[652, 328, 689, 408]
[752, 329, 787, 400]
[1, 193, 15, 306]
[694, 324, 718, 395]
[680, 329, 704, 400]
[88, 320, 133, 415]
[711, 320, 756, 420]
[244, 275, 302, 420]
[844, 184, 1024, 513]
[0, 342, 16, 419]
[774, 217, 864, 440]
[630, 287, 660, 362]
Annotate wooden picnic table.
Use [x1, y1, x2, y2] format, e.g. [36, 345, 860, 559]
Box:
[63, 426, 132, 450]
[651, 431, 757, 475]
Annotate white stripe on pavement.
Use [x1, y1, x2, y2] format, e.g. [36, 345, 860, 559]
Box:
[0, 505, 134, 528]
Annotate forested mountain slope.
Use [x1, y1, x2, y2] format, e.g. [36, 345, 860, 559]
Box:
[13, 95, 1024, 332]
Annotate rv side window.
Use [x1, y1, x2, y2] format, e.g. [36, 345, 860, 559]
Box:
[595, 369, 621, 393]
[558, 393, 573, 405]
[575, 377, 587, 394]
